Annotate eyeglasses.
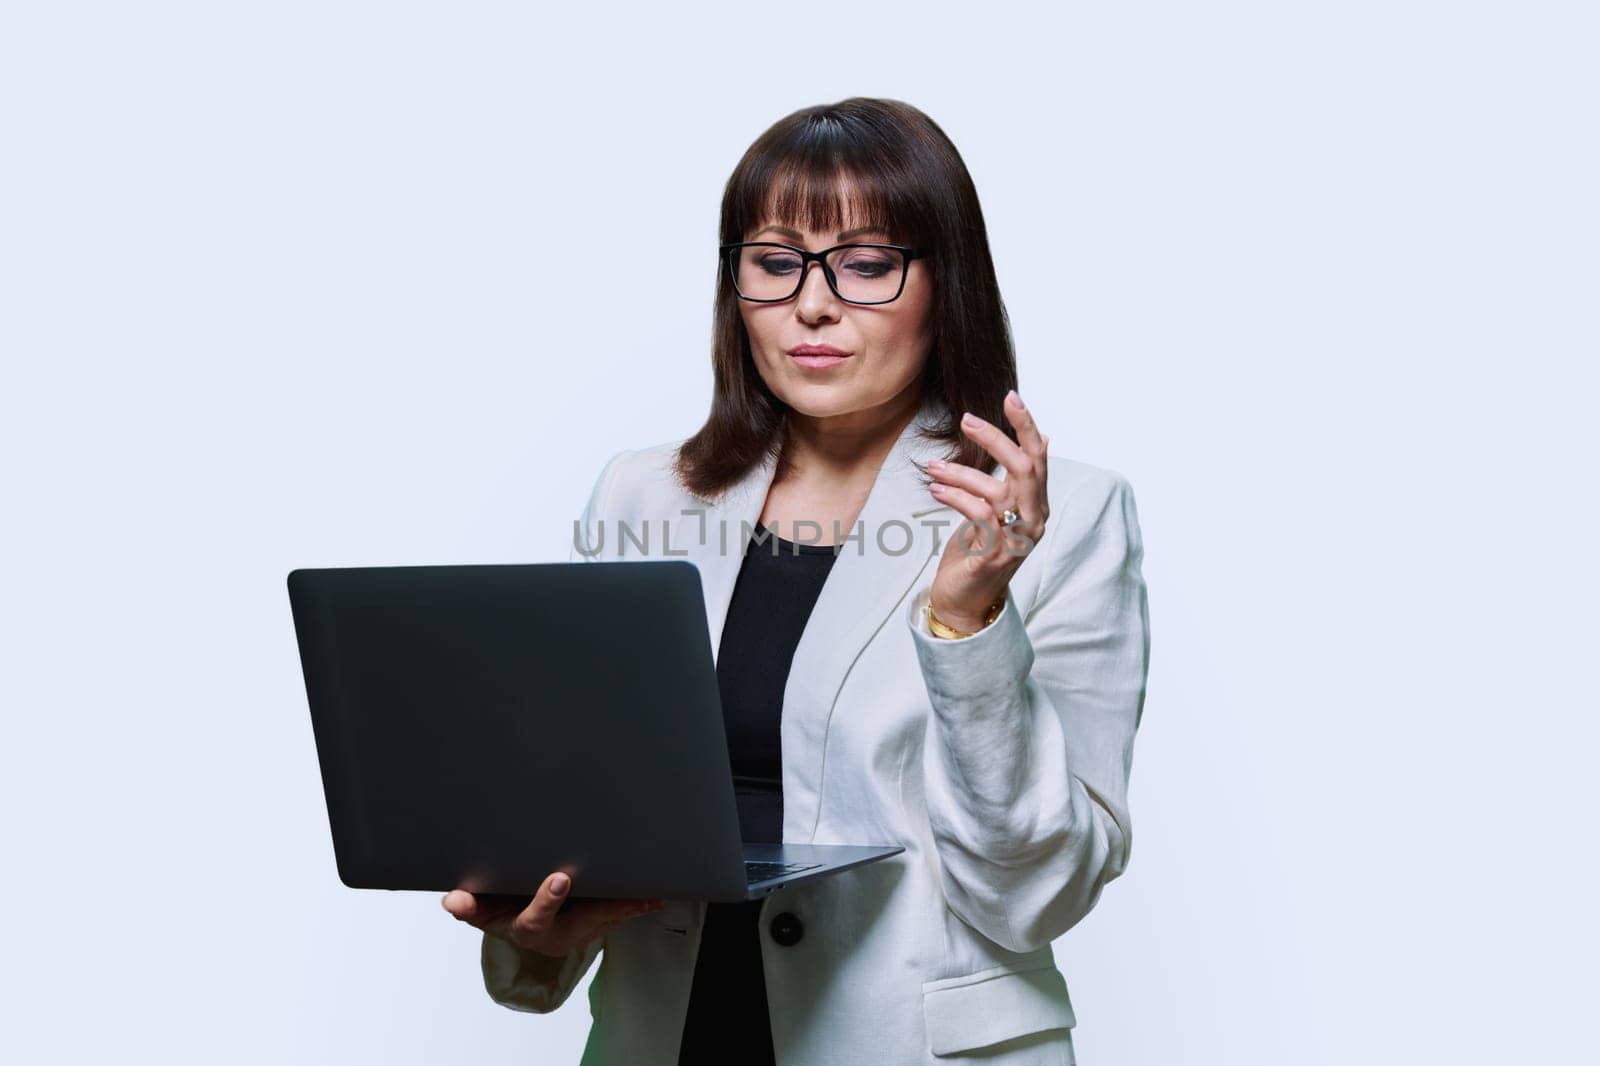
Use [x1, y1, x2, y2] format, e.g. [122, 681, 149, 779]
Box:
[719, 241, 927, 306]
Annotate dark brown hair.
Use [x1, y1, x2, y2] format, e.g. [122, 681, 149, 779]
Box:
[674, 96, 1019, 501]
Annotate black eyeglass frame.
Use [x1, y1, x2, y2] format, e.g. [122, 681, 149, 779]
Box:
[719, 241, 928, 306]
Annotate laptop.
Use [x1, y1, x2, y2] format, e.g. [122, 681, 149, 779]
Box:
[286, 560, 904, 902]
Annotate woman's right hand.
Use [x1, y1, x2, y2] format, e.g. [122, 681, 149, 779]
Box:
[442, 871, 665, 957]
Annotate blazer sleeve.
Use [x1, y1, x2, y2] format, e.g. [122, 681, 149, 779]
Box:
[481, 448, 633, 1013]
[903, 468, 1150, 955]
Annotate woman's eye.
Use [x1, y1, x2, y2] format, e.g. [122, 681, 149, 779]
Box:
[842, 259, 892, 278]
[759, 256, 802, 275]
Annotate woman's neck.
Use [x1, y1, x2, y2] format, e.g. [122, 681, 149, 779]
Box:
[782, 388, 922, 482]
[758, 388, 923, 546]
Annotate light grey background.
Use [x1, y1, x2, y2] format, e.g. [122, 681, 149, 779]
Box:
[3, 2, 1594, 1063]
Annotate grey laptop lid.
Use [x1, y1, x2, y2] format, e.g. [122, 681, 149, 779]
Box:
[287, 561, 900, 902]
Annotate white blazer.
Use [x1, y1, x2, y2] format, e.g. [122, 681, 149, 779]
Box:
[479, 396, 1151, 1065]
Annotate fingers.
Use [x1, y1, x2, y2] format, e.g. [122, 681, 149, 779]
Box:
[508, 873, 664, 954]
[926, 481, 1003, 553]
[444, 873, 666, 955]
[959, 407, 1033, 482]
[442, 889, 474, 919]
[558, 898, 666, 950]
[1003, 392, 1050, 527]
[928, 469, 1025, 555]
[935, 394, 1047, 515]
[1002, 389, 1047, 459]
[442, 888, 527, 943]
[926, 457, 1004, 514]
[957, 392, 1050, 529]
[506, 871, 575, 947]
[440, 872, 575, 946]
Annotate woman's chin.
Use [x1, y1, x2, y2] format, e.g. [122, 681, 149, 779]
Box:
[776, 389, 869, 420]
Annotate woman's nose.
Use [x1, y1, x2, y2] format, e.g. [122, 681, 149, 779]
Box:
[794, 261, 841, 320]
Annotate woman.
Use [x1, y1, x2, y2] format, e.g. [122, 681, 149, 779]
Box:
[442, 97, 1150, 1065]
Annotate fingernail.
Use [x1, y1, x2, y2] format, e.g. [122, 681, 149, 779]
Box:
[929, 483, 946, 493]
[550, 873, 570, 897]
[1010, 390, 1025, 410]
[961, 411, 978, 426]
[927, 458, 945, 469]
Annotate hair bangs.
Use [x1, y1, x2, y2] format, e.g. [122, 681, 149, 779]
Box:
[726, 133, 926, 249]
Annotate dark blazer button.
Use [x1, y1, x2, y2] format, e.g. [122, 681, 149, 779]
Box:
[769, 911, 804, 947]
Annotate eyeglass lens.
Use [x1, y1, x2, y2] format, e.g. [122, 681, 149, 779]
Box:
[731, 245, 908, 303]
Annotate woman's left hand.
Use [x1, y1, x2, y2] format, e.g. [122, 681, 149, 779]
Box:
[924, 389, 1051, 633]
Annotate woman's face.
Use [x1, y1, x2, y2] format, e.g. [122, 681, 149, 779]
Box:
[737, 207, 934, 425]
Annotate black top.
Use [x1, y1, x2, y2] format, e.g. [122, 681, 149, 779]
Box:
[676, 521, 840, 1064]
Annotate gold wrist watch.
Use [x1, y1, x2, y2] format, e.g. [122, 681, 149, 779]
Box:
[926, 592, 1006, 640]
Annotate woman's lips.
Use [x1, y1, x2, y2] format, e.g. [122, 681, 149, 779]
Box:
[790, 344, 852, 369]
[792, 353, 849, 368]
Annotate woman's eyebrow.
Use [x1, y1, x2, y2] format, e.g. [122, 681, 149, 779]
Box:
[753, 224, 889, 242]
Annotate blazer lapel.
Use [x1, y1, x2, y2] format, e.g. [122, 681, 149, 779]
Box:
[692, 445, 776, 664]
[688, 395, 959, 843]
